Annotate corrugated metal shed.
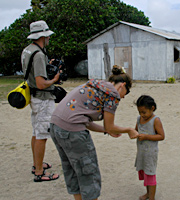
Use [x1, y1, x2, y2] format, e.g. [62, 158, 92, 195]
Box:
[84, 21, 180, 44]
[84, 20, 180, 81]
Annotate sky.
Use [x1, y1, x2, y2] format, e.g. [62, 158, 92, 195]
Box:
[0, 0, 31, 31]
[1, 0, 180, 33]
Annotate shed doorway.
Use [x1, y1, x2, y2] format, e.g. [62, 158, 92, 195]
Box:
[114, 47, 132, 78]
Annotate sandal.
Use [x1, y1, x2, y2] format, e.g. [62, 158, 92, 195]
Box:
[31, 162, 52, 174]
[34, 170, 59, 182]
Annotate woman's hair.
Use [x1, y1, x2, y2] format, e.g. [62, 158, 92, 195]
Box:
[135, 95, 157, 111]
[108, 65, 132, 92]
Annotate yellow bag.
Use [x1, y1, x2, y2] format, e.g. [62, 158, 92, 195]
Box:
[7, 50, 39, 109]
[7, 81, 30, 109]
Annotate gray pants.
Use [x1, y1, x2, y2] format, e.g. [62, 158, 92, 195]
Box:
[50, 123, 101, 200]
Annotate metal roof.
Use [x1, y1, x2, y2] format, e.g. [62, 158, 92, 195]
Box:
[84, 21, 180, 44]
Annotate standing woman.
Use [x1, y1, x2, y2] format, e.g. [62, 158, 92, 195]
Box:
[50, 65, 138, 200]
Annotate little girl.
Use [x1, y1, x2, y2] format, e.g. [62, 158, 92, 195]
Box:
[134, 95, 165, 200]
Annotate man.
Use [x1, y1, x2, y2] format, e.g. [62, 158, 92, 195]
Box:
[21, 20, 60, 182]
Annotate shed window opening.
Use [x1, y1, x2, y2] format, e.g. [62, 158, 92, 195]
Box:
[174, 46, 180, 62]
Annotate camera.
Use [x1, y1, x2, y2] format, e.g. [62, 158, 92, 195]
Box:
[46, 58, 68, 83]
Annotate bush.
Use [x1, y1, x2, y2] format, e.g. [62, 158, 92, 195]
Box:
[166, 77, 176, 83]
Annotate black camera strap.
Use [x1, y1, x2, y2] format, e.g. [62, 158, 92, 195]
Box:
[33, 42, 48, 56]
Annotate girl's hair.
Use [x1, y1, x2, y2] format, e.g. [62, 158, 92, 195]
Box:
[108, 65, 132, 92]
[135, 95, 157, 111]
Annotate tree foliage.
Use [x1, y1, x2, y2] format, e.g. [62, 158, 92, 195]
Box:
[31, 0, 51, 10]
[0, 0, 150, 76]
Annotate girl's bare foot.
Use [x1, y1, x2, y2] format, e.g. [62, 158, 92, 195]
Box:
[139, 193, 149, 200]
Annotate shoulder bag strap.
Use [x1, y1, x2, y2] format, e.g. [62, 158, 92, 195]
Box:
[24, 50, 39, 81]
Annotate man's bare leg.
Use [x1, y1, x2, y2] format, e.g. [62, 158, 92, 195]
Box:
[32, 137, 59, 181]
[31, 136, 36, 167]
[34, 138, 47, 174]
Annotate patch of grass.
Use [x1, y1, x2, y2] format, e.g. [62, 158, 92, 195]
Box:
[166, 76, 176, 84]
[0, 77, 23, 101]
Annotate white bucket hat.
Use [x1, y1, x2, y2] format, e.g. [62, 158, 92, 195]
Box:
[27, 20, 54, 40]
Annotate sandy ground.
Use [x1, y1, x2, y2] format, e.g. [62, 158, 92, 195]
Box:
[0, 81, 180, 200]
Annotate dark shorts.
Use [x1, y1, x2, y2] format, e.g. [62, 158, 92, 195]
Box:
[50, 124, 101, 200]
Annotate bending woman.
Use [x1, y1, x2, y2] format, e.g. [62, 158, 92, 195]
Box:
[50, 65, 138, 200]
